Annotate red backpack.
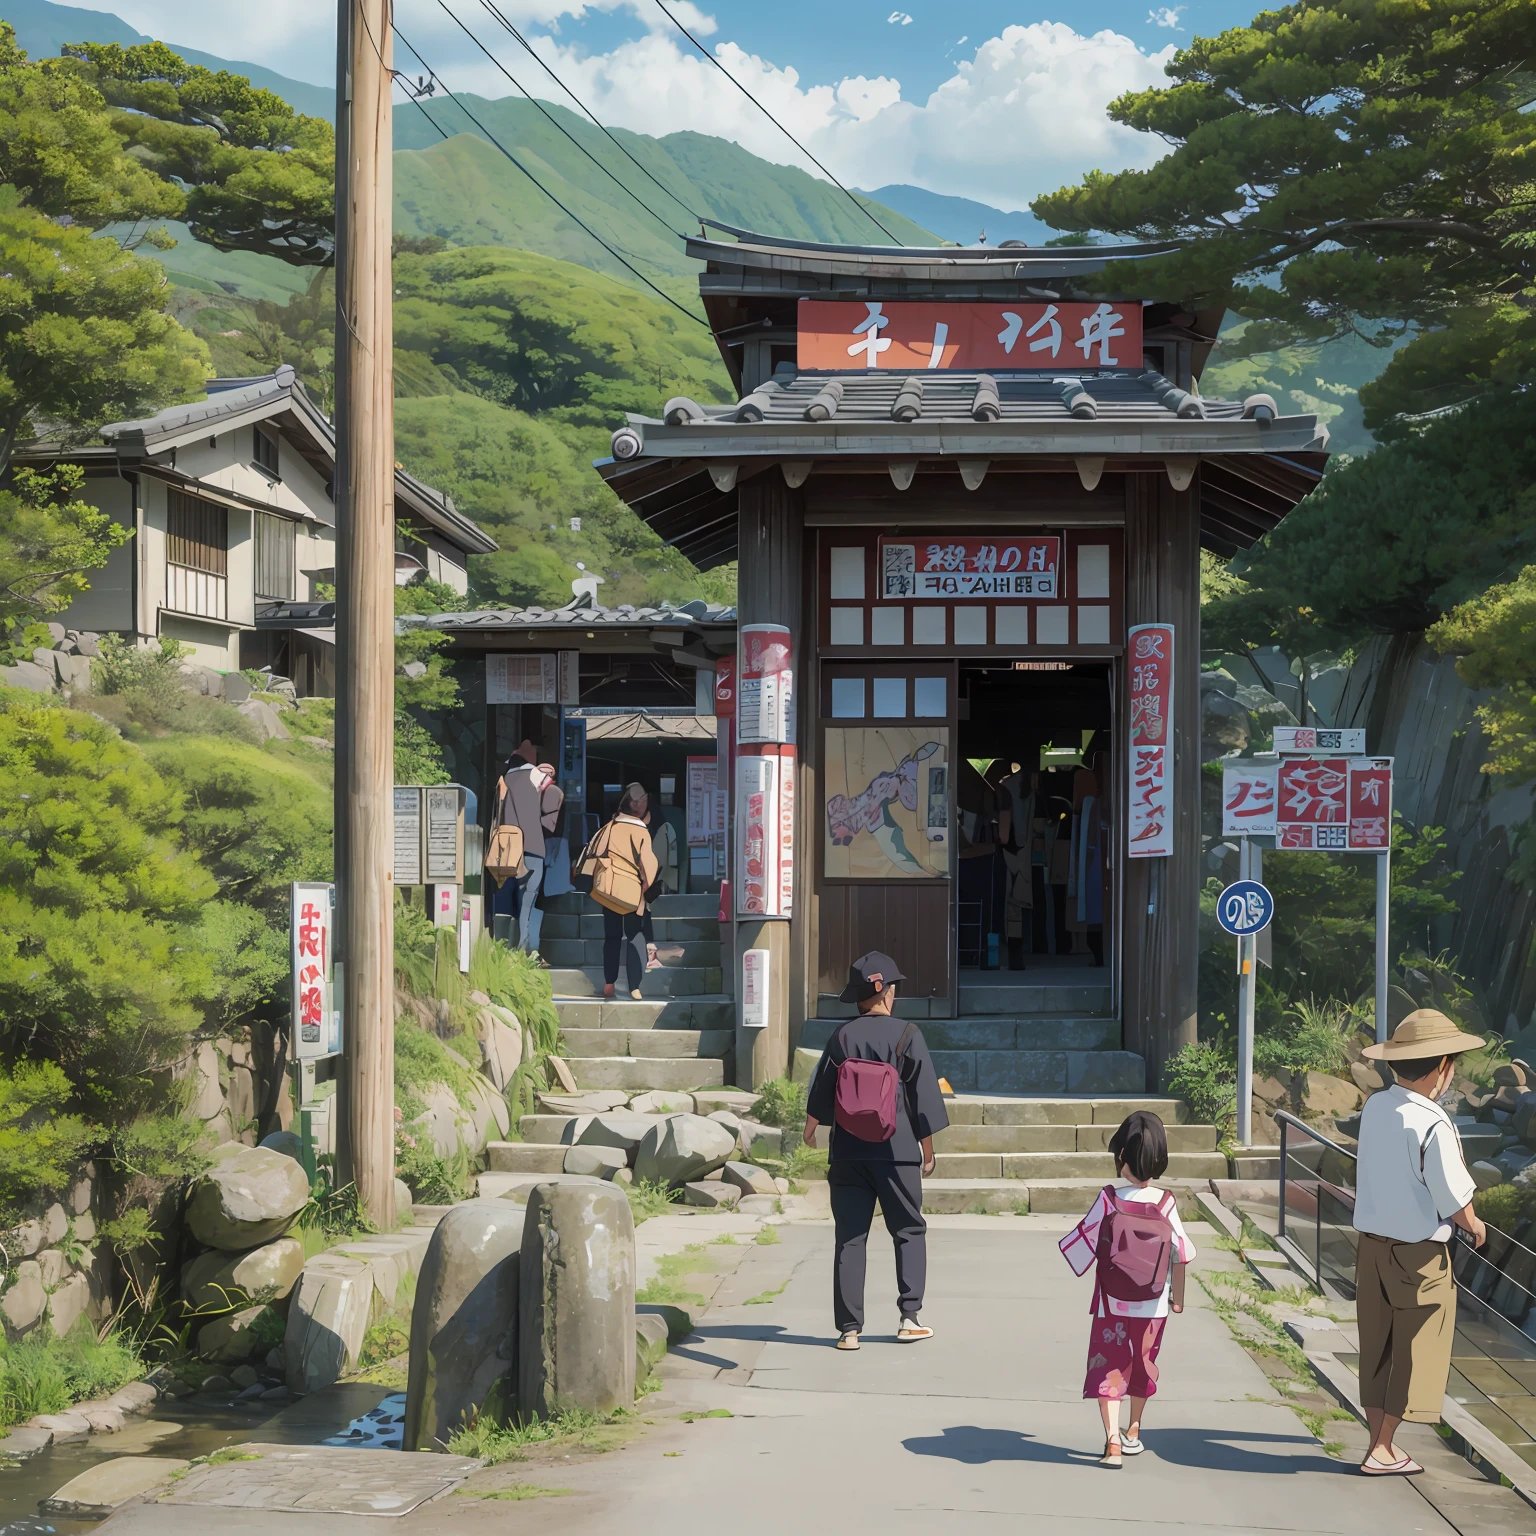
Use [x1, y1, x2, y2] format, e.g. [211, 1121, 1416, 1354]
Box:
[1094, 1186, 1177, 1304]
[832, 1023, 917, 1142]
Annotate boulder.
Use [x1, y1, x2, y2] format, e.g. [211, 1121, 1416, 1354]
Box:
[537, 1091, 629, 1115]
[182, 1237, 305, 1310]
[1495, 1062, 1531, 1090]
[0, 660, 55, 693]
[518, 1181, 635, 1420]
[1302, 1071, 1362, 1120]
[563, 1145, 629, 1179]
[633, 1114, 736, 1187]
[226, 1065, 257, 1137]
[402, 1200, 525, 1452]
[475, 1005, 523, 1093]
[719, 1162, 776, 1197]
[285, 1254, 372, 1393]
[693, 1089, 763, 1116]
[187, 1041, 225, 1121]
[575, 1111, 665, 1161]
[1351, 1060, 1392, 1098]
[744, 1126, 783, 1162]
[197, 1303, 278, 1364]
[222, 672, 252, 704]
[27, 1411, 90, 1442]
[259, 1130, 303, 1163]
[1513, 1090, 1536, 1144]
[2, 1260, 45, 1336]
[236, 699, 290, 741]
[54, 653, 92, 692]
[682, 1181, 739, 1208]
[1471, 1160, 1505, 1190]
[46, 1273, 90, 1339]
[628, 1091, 694, 1116]
[0, 1426, 53, 1459]
[395, 1178, 415, 1218]
[185, 1145, 310, 1250]
[1251, 1074, 1291, 1111]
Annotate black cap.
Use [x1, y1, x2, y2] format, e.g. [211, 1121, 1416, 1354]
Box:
[837, 951, 906, 1005]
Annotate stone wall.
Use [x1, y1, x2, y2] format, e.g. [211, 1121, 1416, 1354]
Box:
[0, 1168, 110, 1342]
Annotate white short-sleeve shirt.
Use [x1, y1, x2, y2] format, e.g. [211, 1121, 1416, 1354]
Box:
[1353, 1083, 1477, 1244]
[1059, 1182, 1197, 1318]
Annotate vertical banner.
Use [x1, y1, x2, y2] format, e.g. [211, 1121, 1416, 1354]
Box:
[716, 656, 734, 884]
[1277, 758, 1349, 849]
[737, 750, 779, 917]
[557, 650, 580, 706]
[1127, 622, 1175, 858]
[778, 749, 796, 919]
[742, 948, 770, 1030]
[1347, 757, 1393, 850]
[738, 624, 794, 745]
[291, 881, 339, 1060]
[1222, 762, 1278, 837]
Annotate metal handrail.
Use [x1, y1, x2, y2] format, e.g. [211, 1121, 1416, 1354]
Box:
[1273, 1107, 1356, 1160]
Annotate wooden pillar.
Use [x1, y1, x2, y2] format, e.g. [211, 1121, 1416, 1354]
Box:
[1121, 471, 1201, 1089]
[735, 474, 804, 1089]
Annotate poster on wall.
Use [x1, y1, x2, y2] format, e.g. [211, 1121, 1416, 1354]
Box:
[778, 749, 795, 917]
[878, 537, 1060, 601]
[1347, 757, 1393, 851]
[823, 728, 951, 880]
[291, 881, 340, 1060]
[1127, 622, 1174, 859]
[1221, 762, 1278, 837]
[738, 625, 793, 745]
[737, 751, 779, 917]
[425, 786, 463, 882]
[687, 756, 717, 846]
[486, 653, 556, 704]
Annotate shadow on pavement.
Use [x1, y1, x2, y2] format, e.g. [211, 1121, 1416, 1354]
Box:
[1138, 1427, 1354, 1475]
[902, 1426, 1082, 1465]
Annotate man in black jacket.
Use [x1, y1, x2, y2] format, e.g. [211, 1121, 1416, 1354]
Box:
[805, 951, 949, 1351]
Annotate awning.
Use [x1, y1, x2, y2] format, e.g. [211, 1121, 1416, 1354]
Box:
[581, 712, 718, 742]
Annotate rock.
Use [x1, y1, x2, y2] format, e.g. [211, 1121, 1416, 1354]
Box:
[198, 1304, 278, 1364]
[37, 1248, 69, 1289]
[42, 1203, 67, 1247]
[1495, 1145, 1536, 1181]
[185, 1145, 310, 1250]
[222, 672, 252, 704]
[476, 1007, 524, 1094]
[27, 1411, 90, 1442]
[0, 660, 56, 692]
[563, 1145, 629, 1179]
[791, 1047, 820, 1087]
[47, 1273, 90, 1339]
[75, 633, 100, 658]
[285, 1255, 373, 1393]
[636, 1303, 695, 1343]
[260, 1385, 289, 1401]
[1351, 1060, 1392, 1098]
[229, 1364, 260, 1390]
[682, 1181, 739, 1208]
[693, 1089, 763, 1116]
[518, 1181, 635, 1420]
[40, 1457, 190, 1517]
[197, 1374, 233, 1394]
[635, 1312, 669, 1380]
[736, 1195, 783, 1217]
[104, 1382, 158, 1417]
[182, 1237, 305, 1310]
[1251, 1074, 1291, 1111]
[53, 652, 92, 692]
[402, 1200, 525, 1452]
[745, 1126, 783, 1162]
[537, 1091, 629, 1115]
[612, 1168, 633, 1187]
[1513, 1091, 1536, 1143]
[1471, 1161, 1504, 1190]
[628, 1091, 694, 1116]
[236, 698, 291, 740]
[73, 1401, 124, 1434]
[575, 1112, 665, 1161]
[1454, 1118, 1504, 1163]
[633, 1115, 736, 1187]
[259, 1130, 303, 1162]
[773, 1177, 791, 1195]
[226, 1065, 256, 1135]
[1495, 1062, 1530, 1089]
[720, 1162, 776, 1197]
[0, 1426, 52, 1459]
[2, 1260, 45, 1335]
[1302, 1071, 1362, 1120]
[395, 1178, 415, 1219]
[12, 1219, 43, 1258]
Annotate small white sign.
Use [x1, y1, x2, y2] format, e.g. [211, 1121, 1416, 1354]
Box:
[458, 899, 473, 974]
[426, 786, 463, 882]
[433, 883, 458, 928]
[1222, 762, 1279, 837]
[393, 787, 423, 886]
[1273, 726, 1367, 756]
[742, 949, 770, 1030]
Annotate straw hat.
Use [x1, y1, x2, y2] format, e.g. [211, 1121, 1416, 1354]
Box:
[1360, 1007, 1484, 1061]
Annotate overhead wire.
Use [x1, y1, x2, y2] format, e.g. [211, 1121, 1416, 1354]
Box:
[477, 0, 705, 228]
[649, 0, 900, 244]
[435, 0, 689, 242]
[391, 25, 711, 329]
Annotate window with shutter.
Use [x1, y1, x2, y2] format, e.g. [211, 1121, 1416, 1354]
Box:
[255, 512, 296, 599]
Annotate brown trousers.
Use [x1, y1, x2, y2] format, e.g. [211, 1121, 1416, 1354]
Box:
[1355, 1232, 1457, 1422]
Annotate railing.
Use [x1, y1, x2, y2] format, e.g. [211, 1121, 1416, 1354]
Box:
[166, 562, 228, 620]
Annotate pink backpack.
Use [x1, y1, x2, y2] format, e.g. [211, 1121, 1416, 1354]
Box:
[832, 1023, 917, 1142]
[1094, 1185, 1176, 1303]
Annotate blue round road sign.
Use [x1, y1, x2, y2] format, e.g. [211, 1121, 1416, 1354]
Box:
[1216, 879, 1274, 936]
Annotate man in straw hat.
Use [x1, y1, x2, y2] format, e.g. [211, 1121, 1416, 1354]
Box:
[1352, 1008, 1488, 1476]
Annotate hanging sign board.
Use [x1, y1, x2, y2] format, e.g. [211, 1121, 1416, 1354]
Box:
[878, 536, 1060, 600]
[487, 653, 561, 704]
[798, 299, 1144, 371]
[1127, 623, 1175, 859]
[291, 881, 341, 1061]
[742, 949, 770, 1031]
[1216, 879, 1274, 936]
[687, 755, 717, 846]
[1347, 757, 1393, 850]
[714, 655, 736, 718]
[1222, 762, 1278, 837]
[1273, 726, 1367, 756]
[738, 624, 794, 745]
[1277, 757, 1349, 849]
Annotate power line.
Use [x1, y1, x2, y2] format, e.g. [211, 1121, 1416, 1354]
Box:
[435, 0, 689, 243]
[478, 0, 704, 227]
[650, 0, 900, 245]
[391, 26, 711, 329]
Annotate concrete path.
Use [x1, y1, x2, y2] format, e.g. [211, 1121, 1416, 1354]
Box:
[97, 1214, 1466, 1536]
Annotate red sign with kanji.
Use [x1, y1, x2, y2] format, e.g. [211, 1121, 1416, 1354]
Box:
[1277, 758, 1349, 849]
[1127, 623, 1174, 858]
[797, 300, 1145, 371]
[1346, 757, 1393, 851]
[878, 536, 1060, 600]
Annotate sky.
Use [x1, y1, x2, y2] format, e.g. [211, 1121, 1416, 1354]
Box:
[64, 0, 1265, 210]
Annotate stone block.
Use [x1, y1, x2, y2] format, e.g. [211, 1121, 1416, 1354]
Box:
[0, 1426, 53, 1459]
[720, 1162, 776, 1197]
[628, 1091, 695, 1115]
[487, 1142, 565, 1174]
[518, 1181, 635, 1420]
[563, 1145, 629, 1179]
[41, 1457, 189, 1516]
[929, 1051, 978, 1091]
[691, 1089, 763, 1116]
[403, 1200, 525, 1452]
[105, 1382, 158, 1416]
[2, 1260, 45, 1336]
[1471, 1160, 1504, 1190]
[634, 1115, 736, 1187]
[285, 1256, 372, 1393]
[575, 1112, 665, 1160]
[186, 1144, 310, 1251]
[635, 1312, 670, 1380]
[72, 1401, 124, 1434]
[182, 1237, 305, 1310]
[46, 1273, 90, 1339]
[791, 1048, 821, 1087]
[682, 1181, 739, 1207]
[1065, 1052, 1146, 1095]
[27, 1411, 89, 1442]
[745, 1126, 783, 1162]
[198, 1303, 278, 1364]
[636, 1302, 696, 1343]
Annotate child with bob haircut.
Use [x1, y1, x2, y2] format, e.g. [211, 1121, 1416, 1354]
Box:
[1058, 1110, 1196, 1468]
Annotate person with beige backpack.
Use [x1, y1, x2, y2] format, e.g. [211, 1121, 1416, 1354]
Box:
[574, 783, 661, 1000]
[486, 742, 563, 963]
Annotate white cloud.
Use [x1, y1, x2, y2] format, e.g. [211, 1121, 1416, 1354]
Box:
[529, 22, 1175, 209]
[887, 11, 913, 24]
[1147, 7, 1185, 28]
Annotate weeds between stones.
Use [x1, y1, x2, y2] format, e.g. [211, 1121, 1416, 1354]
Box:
[743, 1282, 788, 1306]
[456, 1485, 574, 1499]
[754, 1226, 781, 1245]
[448, 1406, 638, 1464]
[679, 1409, 732, 1421]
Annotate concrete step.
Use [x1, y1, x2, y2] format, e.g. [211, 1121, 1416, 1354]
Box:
[540, 938, 721, 969]
[943, 1094, 1190, 1126]
[928, 1150, 1227, 1180]
[933, 1122, 1219, 1154]
[550, 965, 722, 999]
[560, 1028, 732, 1060]
[553, 996, 733, 1030]
[958, 983, 1113, 1016]
[800, 1016, 1120, 1053]
[542, 892, 718, 917]
[541, 912, 719, 943]
[484, 1142, 566, 1174]
[568, 1056, 726, 1092]
[931, 1049, 1146, 1095]
[918, 1177, 1215, 1216]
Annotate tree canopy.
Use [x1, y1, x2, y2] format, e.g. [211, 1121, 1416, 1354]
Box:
[1032, 0, 1536, 360]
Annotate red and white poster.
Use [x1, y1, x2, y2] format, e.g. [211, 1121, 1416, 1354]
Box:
[737, 751, 777, 917]
[739, 624, 794, 745]
[291, 881, 340, 1061]
[1277, 757, 1349, 849]
[878, 536, 1059, 601]
[1127, 623, 1174, 858]
[1222, 762, 1278, 837]
[714, 655, 735, 718]
[798, 299, 1144, 371]
[777, 749, 795, 919]
[1346, 757, 1393, 851]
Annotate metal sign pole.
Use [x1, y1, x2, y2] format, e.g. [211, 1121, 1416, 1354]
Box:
[1375, 847, 1391, 1043]
[1236, 837, 1254, 1147]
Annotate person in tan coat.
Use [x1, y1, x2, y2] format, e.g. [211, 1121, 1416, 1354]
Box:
[599, 783, 661, 999]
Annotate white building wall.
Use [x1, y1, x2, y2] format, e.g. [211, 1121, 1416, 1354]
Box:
[49, 473, 136, 633]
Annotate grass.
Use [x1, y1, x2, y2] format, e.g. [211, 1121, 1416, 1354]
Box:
[169, 1447, 261, 1480]
[456, 1485, 574, 1500]
[636, 1244, 722, 1307]
[743, 1281, 787, 1306]
[753, 1226, 781, 1245]
[679, 1408, 732, 1421]
[447, 1406, 635, 1465]
[0, 1322, 145, 1427]
[626, 1178, 682, 1225]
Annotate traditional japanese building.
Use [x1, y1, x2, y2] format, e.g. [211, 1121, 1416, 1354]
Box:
[597, 224, 1329, 1093]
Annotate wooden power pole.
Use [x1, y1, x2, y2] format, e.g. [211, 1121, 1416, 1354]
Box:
[333, 0, 396, 1228]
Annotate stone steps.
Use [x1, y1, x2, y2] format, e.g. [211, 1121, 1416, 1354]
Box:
[815, 987, 1114, 1019]
[551, 965, 723, 998]
[565, 1057, 726, 1091]
[929, 1150, 1229, 1180]
[799, 1015, 1120, 1052]
[540, 912, 719, 943]
[560, 1028, 732, 1060]
[793, 1043, 1146, 1096]
[934, 1122, 1217, 1153]
[543, 891, 717, 917]
[541, 938, 721, 969]
[920, 1177, 1214, 1216]
[555, 996, 733, 1030]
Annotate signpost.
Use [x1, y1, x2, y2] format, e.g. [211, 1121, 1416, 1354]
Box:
[1216, 872, 1274, 1149]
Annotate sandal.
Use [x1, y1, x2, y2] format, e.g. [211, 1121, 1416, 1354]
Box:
[1100, 1437, 1122, 1468]
[835, 1331, 860, 1351]
[1360, 1454, 1422, 1476]
[1121, 1434, 1145, 1456]
[896, 1317, 934, 1342]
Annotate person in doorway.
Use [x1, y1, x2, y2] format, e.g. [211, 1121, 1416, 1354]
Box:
[804, 952, 949, 1351]
[1059, 1111, 1196, 1468]
[1352, 1009, 1488, 1476]
[500, 740, 563, 964]
[598, 783, 661, 1000]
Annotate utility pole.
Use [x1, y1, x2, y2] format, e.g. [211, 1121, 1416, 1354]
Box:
[333, 0, 396, 1228]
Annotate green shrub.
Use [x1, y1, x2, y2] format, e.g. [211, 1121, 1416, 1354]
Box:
[1164, 1042, 1238, 1130]
[394, 1130, 470, 1204]
[1255, 997, 1363, 1079]
[0, 1322, 143, 1427]
[751, 1078, 807, 1129]
[1472, 1184, 1533, 1232]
